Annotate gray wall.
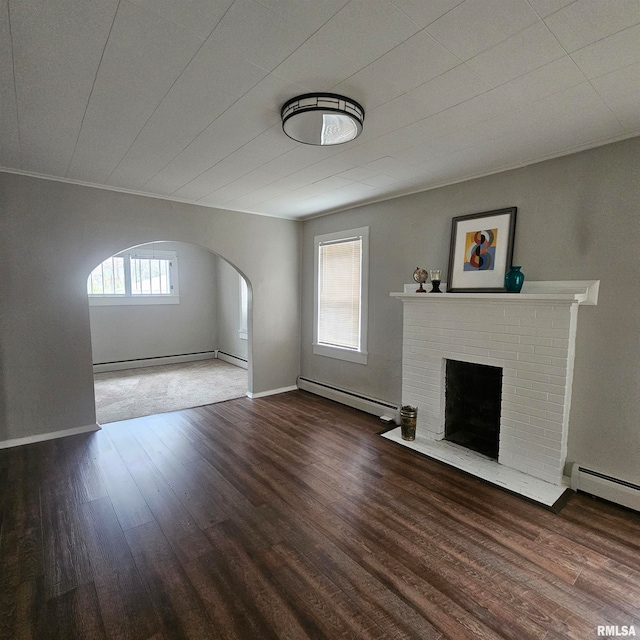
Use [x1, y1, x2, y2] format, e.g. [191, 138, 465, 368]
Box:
[214, 255, 249, 362]
[89, 242, 218, 363]
[0, 173, 300, 443]
[301, 137, 640, 485]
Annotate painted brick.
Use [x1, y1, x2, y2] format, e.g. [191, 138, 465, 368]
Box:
[510, 422, 547, 440]
[489, 350, 518, 361]
[516, 370, 551, 384]
[531, 363, 566, 377]
[520, 317, 554, 328]
[545, 409, 564, 423]
[496, 333, 521, 344]
[531, 381, 565, 395]
[536, 328, 570, 339]
[502, 383, 532, 396]
[502, 401, 547, 419]
[505, 307, 537, 318]
[544, 429, 563, 442]
[502, 410, 531, 423]
[530, 416, 563, 431]
[547, 393, 566, 406]
[520, 335, 554, 346]
[505, 325, 539, 336]
[512, 344, 535, 354]
[518, 353, 553, 365]
[515, 387, 548, 402]
[534, 308, 567, 319]
[534, 346, 569, 358]
[398, 294, 580, 487]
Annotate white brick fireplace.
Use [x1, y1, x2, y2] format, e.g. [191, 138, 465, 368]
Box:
[388, 281, 599, 505]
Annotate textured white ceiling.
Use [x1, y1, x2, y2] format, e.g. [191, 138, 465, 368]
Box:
[1, 0, 639, 219]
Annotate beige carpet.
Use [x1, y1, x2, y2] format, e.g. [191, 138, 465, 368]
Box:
[94, 359, 248, 424]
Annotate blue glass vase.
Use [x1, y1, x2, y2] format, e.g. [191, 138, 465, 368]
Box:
[505, 266, 524, 293]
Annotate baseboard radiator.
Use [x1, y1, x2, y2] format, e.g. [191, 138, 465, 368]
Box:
[297, 377, 399, 421]
[216, 351, 248, 370]
[93, 351, 217, 373]
[570, 464, 640, 512]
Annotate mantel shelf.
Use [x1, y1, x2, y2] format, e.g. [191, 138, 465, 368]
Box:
[391, 280, 599, 306]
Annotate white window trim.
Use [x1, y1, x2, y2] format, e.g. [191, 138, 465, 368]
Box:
[88, 248, 179, 306]
[313, 226, 369, 365]
[88, 295, 180, 306]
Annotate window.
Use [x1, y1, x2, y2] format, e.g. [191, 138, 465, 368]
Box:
[239, 275, 248, 340]
[87, 249, 179, 305]
[313, 227, 368, 364]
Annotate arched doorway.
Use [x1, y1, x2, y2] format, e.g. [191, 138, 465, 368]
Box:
[86, 241, 252, 424]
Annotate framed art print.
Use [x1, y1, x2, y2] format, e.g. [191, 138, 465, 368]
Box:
[446, 207, 517, 293]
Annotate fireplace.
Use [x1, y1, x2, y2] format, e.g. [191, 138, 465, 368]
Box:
[445, 360, 502, 460]
[389, 281, 599, 493]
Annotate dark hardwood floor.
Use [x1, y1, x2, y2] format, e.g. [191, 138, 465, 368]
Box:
[1, 390, 639, 639]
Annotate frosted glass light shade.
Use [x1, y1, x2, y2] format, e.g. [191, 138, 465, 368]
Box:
[281, 94, 364, 146]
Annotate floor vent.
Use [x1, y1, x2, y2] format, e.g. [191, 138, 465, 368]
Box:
[570, 464, 640, 511]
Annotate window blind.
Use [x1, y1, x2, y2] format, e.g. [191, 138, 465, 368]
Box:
[318, 236, 362, 350]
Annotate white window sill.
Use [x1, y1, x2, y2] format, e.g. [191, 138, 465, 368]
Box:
[238, 331, 248, 340]
[313, 343, 368, 365]
[88, 296, 180, 306]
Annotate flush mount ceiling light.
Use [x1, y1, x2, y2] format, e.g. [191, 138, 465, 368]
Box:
[281, 93, 364, 146]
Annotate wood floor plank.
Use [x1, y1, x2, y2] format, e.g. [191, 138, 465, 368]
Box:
[187, 519, 313, 640]
[261, 540, 391, 640]
[378, 469, 634, 630]
[0, 390, 638, 639]
[275, 503, 443, 640]
[92, 429, 155, 532]
[12, 577, 47, 640]
[124, 520, 225, 640]
[127, 420, 229, 531]
[46, 583, 107, 640]
[0, 447, 45, 640]
[62, 433, 109, 505]
[79, 496, 161, 639]
[38, 441, 94, 600]
[121, 452, 214, 564]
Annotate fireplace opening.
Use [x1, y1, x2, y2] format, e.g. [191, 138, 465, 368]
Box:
[445, 360, 502, 460]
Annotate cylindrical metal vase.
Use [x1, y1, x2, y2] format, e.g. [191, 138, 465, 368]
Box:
[400, 405, 417, 441]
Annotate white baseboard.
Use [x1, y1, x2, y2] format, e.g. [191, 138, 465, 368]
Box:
[570, 463, 640, 512]
[94, 351, 217, 373]
[247, 385, 298, 399]
[0, 423, 101, 450]
[217, 351, 248, 370]
[297, 377, 399, 421]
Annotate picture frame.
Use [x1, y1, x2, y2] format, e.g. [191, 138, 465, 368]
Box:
[446, 207, 517, 293]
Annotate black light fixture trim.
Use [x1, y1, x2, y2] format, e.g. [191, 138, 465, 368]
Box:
[281, 93, 365, 146]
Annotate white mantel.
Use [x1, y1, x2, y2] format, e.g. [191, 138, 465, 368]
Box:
[392, 280, 599, 305]
[390, 281, 599, 492]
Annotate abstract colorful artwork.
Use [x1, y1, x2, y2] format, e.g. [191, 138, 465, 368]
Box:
[446, 208, 517, 292]
[464, 229, 498, 271]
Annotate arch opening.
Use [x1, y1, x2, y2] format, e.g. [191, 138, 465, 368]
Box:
[85, 240, 252, 424]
